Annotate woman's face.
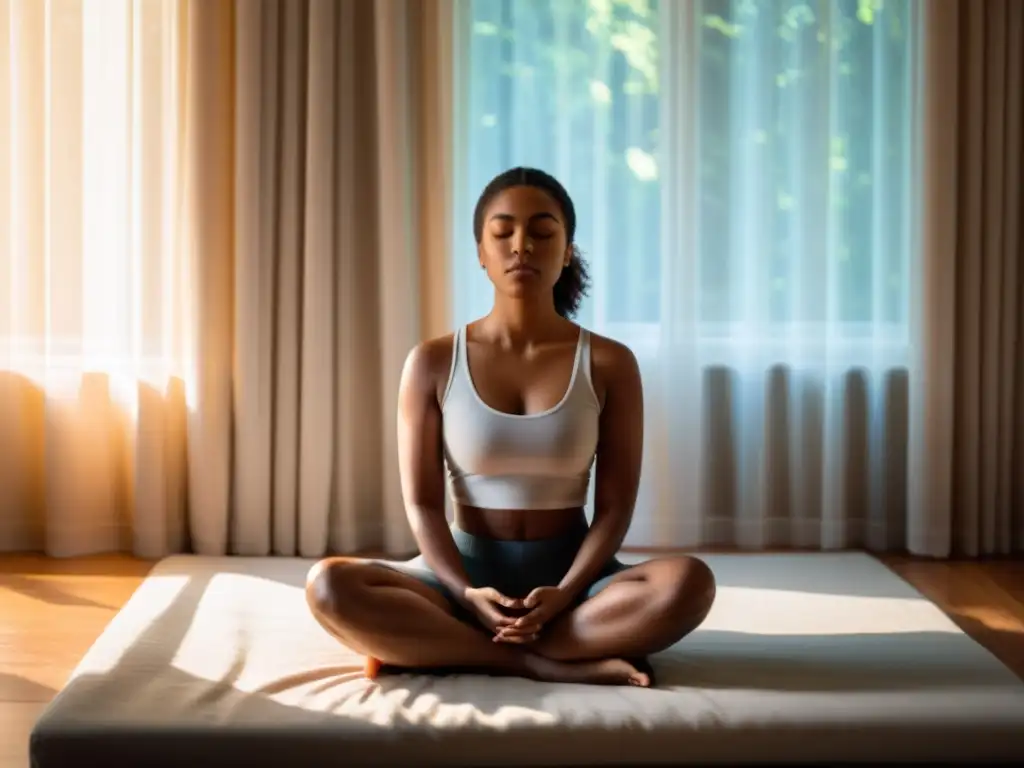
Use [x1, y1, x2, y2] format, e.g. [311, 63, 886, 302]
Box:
[478, 185, 571, 303]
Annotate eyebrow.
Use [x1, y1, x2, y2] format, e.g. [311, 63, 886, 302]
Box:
[488, 212, 560, 224]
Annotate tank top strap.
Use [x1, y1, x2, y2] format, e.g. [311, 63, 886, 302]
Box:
[575, 328, 601, 410]
[578, 328, 590, 368]
[440, 325, 465, 408]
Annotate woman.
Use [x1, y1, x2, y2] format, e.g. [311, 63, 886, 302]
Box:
[306, 167, 716, 687]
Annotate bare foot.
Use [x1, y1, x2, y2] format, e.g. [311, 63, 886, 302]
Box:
[526, 655, 651, 687]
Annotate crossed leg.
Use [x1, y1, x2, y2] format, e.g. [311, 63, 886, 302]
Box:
[531, 555, 717, 663]
[305, 554, 715, 686]
[306, 557, 654, 686]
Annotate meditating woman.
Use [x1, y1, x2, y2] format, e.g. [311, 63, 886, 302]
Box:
[306, 167, 716, 687]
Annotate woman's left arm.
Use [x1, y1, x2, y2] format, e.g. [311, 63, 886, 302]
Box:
[557, 338, 644, 601]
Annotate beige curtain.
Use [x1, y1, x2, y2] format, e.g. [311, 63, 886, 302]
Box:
[0, 0, 452, 559]
[910, 0, 1023, 557]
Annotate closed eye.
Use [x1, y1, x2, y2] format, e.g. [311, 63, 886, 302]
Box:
[491, 231, 556, 242]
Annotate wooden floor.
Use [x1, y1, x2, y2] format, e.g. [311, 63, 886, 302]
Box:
[0, 552, 1022, 768]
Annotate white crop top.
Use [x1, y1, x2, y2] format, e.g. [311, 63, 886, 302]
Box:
[440, 326, 601, 510]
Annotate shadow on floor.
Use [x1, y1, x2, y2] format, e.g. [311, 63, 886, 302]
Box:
[0, 672, 57, 702]
[1, 573, 118, 610]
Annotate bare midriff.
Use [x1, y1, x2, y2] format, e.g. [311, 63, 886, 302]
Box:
[454, 504, 587, 541]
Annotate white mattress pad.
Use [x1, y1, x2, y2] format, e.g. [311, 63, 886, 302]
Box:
[30, 552, 1024, 765]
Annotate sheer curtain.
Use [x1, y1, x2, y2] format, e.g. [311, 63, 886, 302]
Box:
[453, 0, 921, 551]
[0, 0, 453, 558]
[0, 0, 188, 555]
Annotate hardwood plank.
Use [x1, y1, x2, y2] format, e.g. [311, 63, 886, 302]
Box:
[0, 701, 48, 768]
[881, 555, 1024, 683]
[0, 554, 155, 577]
[0, 555, 154, 766]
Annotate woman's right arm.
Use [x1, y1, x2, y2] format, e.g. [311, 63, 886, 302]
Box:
[396, 340, 473, 604]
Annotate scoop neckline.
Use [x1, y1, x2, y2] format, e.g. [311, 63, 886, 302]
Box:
[460, 325, 584, 419]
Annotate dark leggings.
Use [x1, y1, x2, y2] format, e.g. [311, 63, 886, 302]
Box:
[374, 516, 631, 621]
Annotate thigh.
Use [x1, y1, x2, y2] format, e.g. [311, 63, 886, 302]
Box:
[582, 557, 641, 602]
[368, 556, 478, 624]
[369, 557, 450, 606]
[583, 555, 712, 603]
[309, 555, 441, 609]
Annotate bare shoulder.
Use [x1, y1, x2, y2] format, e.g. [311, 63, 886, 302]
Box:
[401, 332, 456, 402]
[585, 330, 641, 405]
[588, 330, 640, 378]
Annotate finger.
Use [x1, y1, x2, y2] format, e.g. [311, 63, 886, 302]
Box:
[502, 622, 542, 636]
[493, 631, 539, 644]
[483, 588, 523, 610]
[497, 622, 542, 637]
[482, 607, 517, 629]
[516, 607, 548, 627]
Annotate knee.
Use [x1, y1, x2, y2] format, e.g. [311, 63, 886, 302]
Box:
[305, 557, 369, 619]
[657, 556, 716, 627]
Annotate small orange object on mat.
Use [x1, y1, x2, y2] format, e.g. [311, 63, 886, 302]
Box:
[364, 655, 383, 679]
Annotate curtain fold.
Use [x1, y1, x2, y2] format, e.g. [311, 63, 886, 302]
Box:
[0, 0, 451, 558]
[954, 0, 1024, 557]
[910, 0, 1024, 557]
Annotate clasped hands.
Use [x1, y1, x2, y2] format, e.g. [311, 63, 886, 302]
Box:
[462, 585, 573, 644]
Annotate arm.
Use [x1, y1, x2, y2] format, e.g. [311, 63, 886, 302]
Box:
[557, 341, 644, 601]
[396, 341, 474, 604]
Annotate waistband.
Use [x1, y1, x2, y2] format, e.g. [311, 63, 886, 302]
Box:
[449, 517, 589, 559]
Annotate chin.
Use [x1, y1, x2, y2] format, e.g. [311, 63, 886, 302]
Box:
[502, 281, 546, 301]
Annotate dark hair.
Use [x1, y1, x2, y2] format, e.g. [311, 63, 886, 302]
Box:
[472, 167, 591, 319]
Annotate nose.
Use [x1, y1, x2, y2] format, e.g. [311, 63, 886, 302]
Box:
[512, 230, 533, 256]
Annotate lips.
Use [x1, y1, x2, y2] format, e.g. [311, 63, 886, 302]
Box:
[506, 264, 538, 275]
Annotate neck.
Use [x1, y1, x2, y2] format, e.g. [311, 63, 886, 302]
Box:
[486, 292, 563, 344]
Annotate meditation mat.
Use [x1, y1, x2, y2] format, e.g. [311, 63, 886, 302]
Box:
[30, 552, 1024, 766]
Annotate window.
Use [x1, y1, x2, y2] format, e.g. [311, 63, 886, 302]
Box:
[453, 0, 915, 366]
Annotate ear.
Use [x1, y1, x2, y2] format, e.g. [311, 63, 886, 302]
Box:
[564, 244, 573, 268]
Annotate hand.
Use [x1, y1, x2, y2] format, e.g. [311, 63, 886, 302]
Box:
[493, 585, 573, 645]
[461, 586, 523, 635]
